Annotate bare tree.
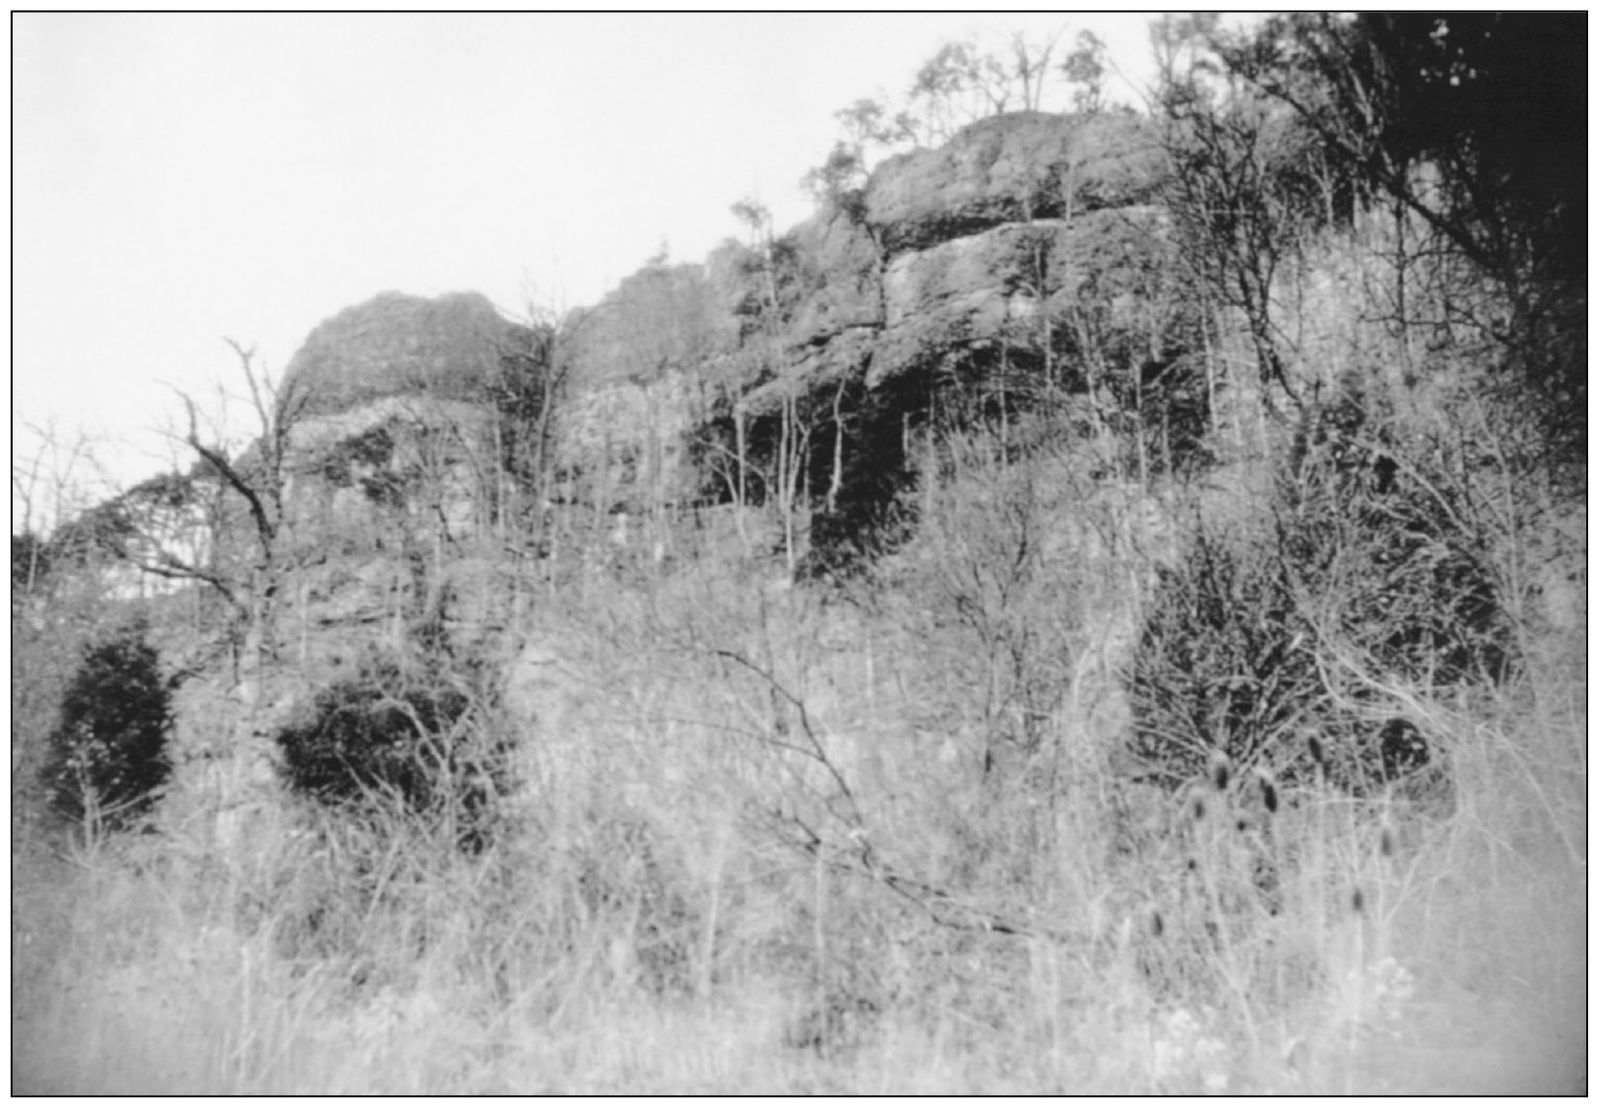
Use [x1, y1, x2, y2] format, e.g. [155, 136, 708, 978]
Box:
[902, 32, 1065, 145]
[732, 198, 814, 577]
[134, 343, 308, 823]
[11, 418, 100, 595]
[150, 340, 310, 665]
[1006, 29, 1066, 112]
[1150, 15, 1323, 428]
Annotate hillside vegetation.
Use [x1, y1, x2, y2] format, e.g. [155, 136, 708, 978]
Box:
[13, 15, 1585, 1093]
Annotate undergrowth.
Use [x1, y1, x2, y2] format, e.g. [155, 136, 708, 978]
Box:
[12, 417, 1585, 1094]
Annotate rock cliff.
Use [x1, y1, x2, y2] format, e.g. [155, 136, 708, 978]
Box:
[275, 110, 1175, 556]
[546, 111, 1171, 528]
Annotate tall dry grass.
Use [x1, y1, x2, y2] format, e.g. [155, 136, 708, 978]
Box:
[12, 416, 1584, 1093]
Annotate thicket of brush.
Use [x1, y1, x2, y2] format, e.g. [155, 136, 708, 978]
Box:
[13, 376, 1584, 1092]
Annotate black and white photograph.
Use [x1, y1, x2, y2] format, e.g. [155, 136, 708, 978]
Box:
[11, 12, 1587, 1094]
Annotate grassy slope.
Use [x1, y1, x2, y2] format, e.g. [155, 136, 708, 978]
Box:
[11, 514, 1585, 1093]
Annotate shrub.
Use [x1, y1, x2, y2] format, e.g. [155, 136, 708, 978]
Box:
[45, 618, 172, 831]
[1127, 522, 1317, 789]
[1128, 390, 1515, 793]
[274, 650, 508, 852]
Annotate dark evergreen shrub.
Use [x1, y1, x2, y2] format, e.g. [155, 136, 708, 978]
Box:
[45, 619, 172, 830]
[275, 652, 508, 851]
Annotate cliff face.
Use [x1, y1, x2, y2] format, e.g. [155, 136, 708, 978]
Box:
[554, 263, 728, 510]
[548, 110, 1170, 518]
[274, 110, 1174, 544]
[275, 291, 540, 550]
[768, 111, 1164, 403]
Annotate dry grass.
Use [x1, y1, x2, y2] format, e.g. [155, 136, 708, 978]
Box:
[12, 511, 1585, 1093]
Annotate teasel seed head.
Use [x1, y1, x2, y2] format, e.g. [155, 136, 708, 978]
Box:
[1306, 731, 1327, 774]
[1257, 770, 1279, 816]
[1209, 750, 1231, 793]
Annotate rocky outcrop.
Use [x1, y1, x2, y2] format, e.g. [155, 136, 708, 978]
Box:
[280, 292, 532, 546]
[285, 291, 530, 417]
[781, 210, 883, 346]
[863, 111, 1162, 256]
[865, 112, 1077, 256]
[273, 111, 1173, 541]
[555, 263, 732, 507]
[1061, 112, 1168, 212]
[562, 264, 724, 387]
[555, 372, 702, 509]
[732, 111, 1168, 414]
[871, 222, 1060, 390]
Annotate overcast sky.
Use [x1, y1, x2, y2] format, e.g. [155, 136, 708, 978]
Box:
[14, 12, 1187, 512]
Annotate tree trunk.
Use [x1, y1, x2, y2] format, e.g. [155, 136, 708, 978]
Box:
[735, 404, 751, 555]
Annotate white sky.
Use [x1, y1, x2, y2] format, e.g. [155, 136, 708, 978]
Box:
[14, 12, 1186, 515]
